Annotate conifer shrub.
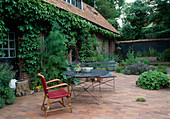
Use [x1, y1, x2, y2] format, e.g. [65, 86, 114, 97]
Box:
[40, 22, 80, 86]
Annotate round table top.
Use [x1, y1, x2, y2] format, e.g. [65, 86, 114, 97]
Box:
[63, 70, 109, 78]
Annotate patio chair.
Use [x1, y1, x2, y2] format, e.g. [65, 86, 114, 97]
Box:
[38, 73, 72, 117]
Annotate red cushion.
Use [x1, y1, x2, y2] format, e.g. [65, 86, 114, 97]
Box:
[48, 89, 69, 99]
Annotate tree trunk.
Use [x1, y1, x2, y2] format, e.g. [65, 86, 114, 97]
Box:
[16, 80, 31, 97]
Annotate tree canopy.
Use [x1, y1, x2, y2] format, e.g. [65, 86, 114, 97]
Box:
[84, 0, 125, 29]
[121, 0, 150, 40]
[121, 0, 170, 40]
[148, 0, 170, 30]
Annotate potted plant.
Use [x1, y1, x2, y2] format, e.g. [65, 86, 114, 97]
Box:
[75, 63, 81, 73]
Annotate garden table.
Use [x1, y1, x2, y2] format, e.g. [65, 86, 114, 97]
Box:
[63, 70, 109, 101]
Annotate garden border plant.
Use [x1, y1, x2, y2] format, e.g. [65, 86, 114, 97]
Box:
[136, 70, 170, 90]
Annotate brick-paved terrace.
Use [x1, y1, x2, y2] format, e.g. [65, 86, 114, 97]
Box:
[0, 72, 170, 119]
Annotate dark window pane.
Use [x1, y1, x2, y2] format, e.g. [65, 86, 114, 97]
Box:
[10, 41, 15, 48]
[3, 42, 8, 48]
[4, 35, 8, 40]
[72, 0, 76, 5]
[68, 0, 70, 3]
[4, 50, 8, 57]
[0, 50, 3, 57]
[76, 0, 81, 9]
[9, 33, 14, 40]
[10, 50, 15, 57]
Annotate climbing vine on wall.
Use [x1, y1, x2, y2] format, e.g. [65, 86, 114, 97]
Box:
[0, 0, 120, 88]
[77, 28, 103, 62]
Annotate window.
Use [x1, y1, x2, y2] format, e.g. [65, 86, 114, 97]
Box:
[63, 0, 83, 10]
[0, 32, 16, 58]
[76, 0, 81, 9]
[71, 0, 76, 6]
[87, 6, 98, 16]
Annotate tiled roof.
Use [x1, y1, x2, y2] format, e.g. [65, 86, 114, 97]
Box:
[43, 0, 120, 35]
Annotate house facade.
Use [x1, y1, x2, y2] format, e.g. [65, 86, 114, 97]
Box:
[44, 0, 120, 61]
[0, 0, 120, 80]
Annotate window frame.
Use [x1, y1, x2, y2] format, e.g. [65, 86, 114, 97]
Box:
[63, 0, 83, 10]
[0, 32, 16, 58]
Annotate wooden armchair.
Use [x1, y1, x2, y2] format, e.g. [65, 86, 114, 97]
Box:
[38, 73, 72, 117]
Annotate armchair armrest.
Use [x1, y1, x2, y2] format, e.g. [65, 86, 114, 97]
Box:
[46, 79, 61, 84]
[46, 83, 71, 95]
[46, 83, 68, 90]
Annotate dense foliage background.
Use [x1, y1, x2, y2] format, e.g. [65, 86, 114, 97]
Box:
[120, 0, 170, 40]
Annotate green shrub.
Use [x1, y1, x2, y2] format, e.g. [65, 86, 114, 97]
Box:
[0, 98, 5, 108]
[116, 66, 125, 73]
[0, 63, 16, 108]
[149, 47, 157, 57]
[143, 50, 149, 57]
[124, 62, 156, 75]
[106, 61, 119, 71]
[136, 98, 146, 102]
[122, 47, 136, 66]
[136, 51, 142, 57]
[156, 52, 163, 61]
[122, 58, 137, 66]
[102, 53, 121, 63]
[0, 63, 16, 89]
[157, 65, 167, 74]
[5, 89, 16, 105]
[163, 49, 170, 61]
[137, 59, 150, 65]
[136, 70, 170, 90]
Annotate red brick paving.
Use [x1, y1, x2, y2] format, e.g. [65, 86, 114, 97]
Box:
[0, 72, 170, 119]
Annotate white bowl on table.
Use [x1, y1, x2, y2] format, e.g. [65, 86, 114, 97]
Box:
[81, 67, 93, 73]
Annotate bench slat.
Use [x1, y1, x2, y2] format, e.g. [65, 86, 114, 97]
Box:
[73, 62, 116, 65]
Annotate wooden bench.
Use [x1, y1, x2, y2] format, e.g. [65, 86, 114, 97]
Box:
[72, 62, 117, 91]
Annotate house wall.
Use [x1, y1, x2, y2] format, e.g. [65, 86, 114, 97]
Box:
[110, 40, 116, 54]
[105, 40, 109, 54]
[70, 33, 116, 62]
[96, 34, 103, 53]
[96, 33, 116, 55]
